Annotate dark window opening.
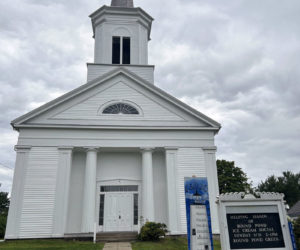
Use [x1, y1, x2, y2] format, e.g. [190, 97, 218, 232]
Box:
[100, 185, 138, 192]
[134, 193, 138, 225]
[112, 37, 121, 64]
[103, 103, 139, 115]
[122, 37, 131, 64]
[112, 36, 131, 64]
[99, 194, 105, 225]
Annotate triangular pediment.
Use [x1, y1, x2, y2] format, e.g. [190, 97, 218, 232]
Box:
[12, 68, 220, 130]
[51, 81, 185, 122]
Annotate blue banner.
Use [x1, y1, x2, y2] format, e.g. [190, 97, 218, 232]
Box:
[288, 221, 297, 250]
[185, 177, 214, 250]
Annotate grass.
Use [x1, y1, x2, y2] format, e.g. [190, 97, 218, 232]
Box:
[0, 238, 221, 250]
[132, 238, 188, 250]
[132, 238, 221, 250]
[213, 240, 221, 250]
[0, 240, 104, 250]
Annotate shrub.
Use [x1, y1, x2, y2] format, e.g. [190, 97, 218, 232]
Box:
[293, 217, 300, 249]
[138, 222, 168, 241]
[0, 214, 7, 239]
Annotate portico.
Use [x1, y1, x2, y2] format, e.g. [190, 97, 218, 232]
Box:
[66, 147, 168, 234]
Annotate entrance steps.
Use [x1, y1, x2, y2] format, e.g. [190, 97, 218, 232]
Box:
[97, 232, 138, 242]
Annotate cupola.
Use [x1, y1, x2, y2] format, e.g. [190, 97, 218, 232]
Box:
[89, 0, 153, 65]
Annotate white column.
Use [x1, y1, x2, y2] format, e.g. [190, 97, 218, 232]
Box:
[5, 146, 31, 239]
[165, 148, 179, 234]
[81, 148, 98, 233]
[203, 146, 220, 234]
[53, 147, 73, 237]
[141, 148, 155, 222]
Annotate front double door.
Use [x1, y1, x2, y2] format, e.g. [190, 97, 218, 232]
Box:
[104, 193, 133, 232]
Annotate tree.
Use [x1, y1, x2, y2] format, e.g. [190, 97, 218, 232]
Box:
[217, 159, 252, 194]
[0, 190, 9, 239]
[293, 216, 300, 249]
[257, 171, 300, 207]
[0, 191, 9, 215]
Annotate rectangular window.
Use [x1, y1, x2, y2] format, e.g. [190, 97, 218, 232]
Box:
[133, 193, 138, 225]
[122, 37, 131, 64]
[99, 194, 105, 225]
[112, 37, 121, 64]
[100, 185, 138, 192]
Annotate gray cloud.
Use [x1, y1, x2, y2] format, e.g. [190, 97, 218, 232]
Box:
[0, 0, 299, 192]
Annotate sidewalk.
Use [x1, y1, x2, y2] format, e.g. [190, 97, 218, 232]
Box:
[103, 242, 132, 250]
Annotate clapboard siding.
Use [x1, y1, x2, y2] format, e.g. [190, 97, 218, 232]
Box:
[19, 147, 59, 238]
[87, 64, 154, 83]
[177, 148, 206, 233]
[53, 82, 184, 121]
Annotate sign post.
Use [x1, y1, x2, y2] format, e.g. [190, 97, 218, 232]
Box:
[288, 221, 297, 250]
[185, 177, 214, 250]
[217, 192, 293, 250]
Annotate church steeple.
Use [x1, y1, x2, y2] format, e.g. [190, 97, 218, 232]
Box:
[111, 0, 134, 8]
[88, 2, 154, 83]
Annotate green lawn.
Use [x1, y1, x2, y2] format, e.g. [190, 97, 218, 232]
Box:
[0, 238, 221, 250]
[132, 238, 221, 250]
[0, 240, 104, 250]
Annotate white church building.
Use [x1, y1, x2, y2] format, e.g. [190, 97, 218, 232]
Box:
[5, 0, 221, 239]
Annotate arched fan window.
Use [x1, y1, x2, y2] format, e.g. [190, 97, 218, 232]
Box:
[102, 103, 139, 115]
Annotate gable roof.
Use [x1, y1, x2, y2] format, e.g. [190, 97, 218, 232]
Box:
[12, 67, 221, 131]
[288, 200, 300, 217]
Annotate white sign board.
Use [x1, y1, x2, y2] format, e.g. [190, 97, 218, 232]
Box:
[217, 192, 293, 250]
[191, 205, 211, 250]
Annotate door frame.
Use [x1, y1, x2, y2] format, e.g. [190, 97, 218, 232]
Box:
[96, 179, 141, 232]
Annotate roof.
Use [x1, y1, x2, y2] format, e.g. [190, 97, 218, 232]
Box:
[11, 67, 221, 131]
[288, 200, 300, 217]
[89, 6, 153, 41]
[111, 0, 134, 8]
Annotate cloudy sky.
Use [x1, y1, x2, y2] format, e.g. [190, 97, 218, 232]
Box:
[0, 0, 300, 192]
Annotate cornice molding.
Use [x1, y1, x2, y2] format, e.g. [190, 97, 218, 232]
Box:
[14, 145, 32, 152]
[217, 192, 285, 202]
[140, 147, 155, 152]
[202, 146, 217, 152]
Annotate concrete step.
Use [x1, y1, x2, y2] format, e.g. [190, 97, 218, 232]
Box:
[97, 232, 138, 242]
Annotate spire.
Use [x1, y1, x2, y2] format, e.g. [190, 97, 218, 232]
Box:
[111, 0, 134, 8]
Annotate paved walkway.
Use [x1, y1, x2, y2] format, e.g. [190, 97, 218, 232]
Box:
[103, 242, 132, 250]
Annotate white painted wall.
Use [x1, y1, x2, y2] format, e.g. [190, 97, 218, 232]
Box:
[176, 148, 207, 233]
[204, 148, 220, 234]
[19, 147, 59, 238]
[66, 151, 142, 234]
[53, 81, 184, 122]
[25, 74, 210, 128]
[94, 18, 149, 65]
[87, 64, 154, 84]
[153, 152, 168, 225]
[5, 146, 30, 239]
[97, 152, 142, 181]
[7, 144, 220, 237]
[17, 129, 215, 148]
[66, 152, 85, 233]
